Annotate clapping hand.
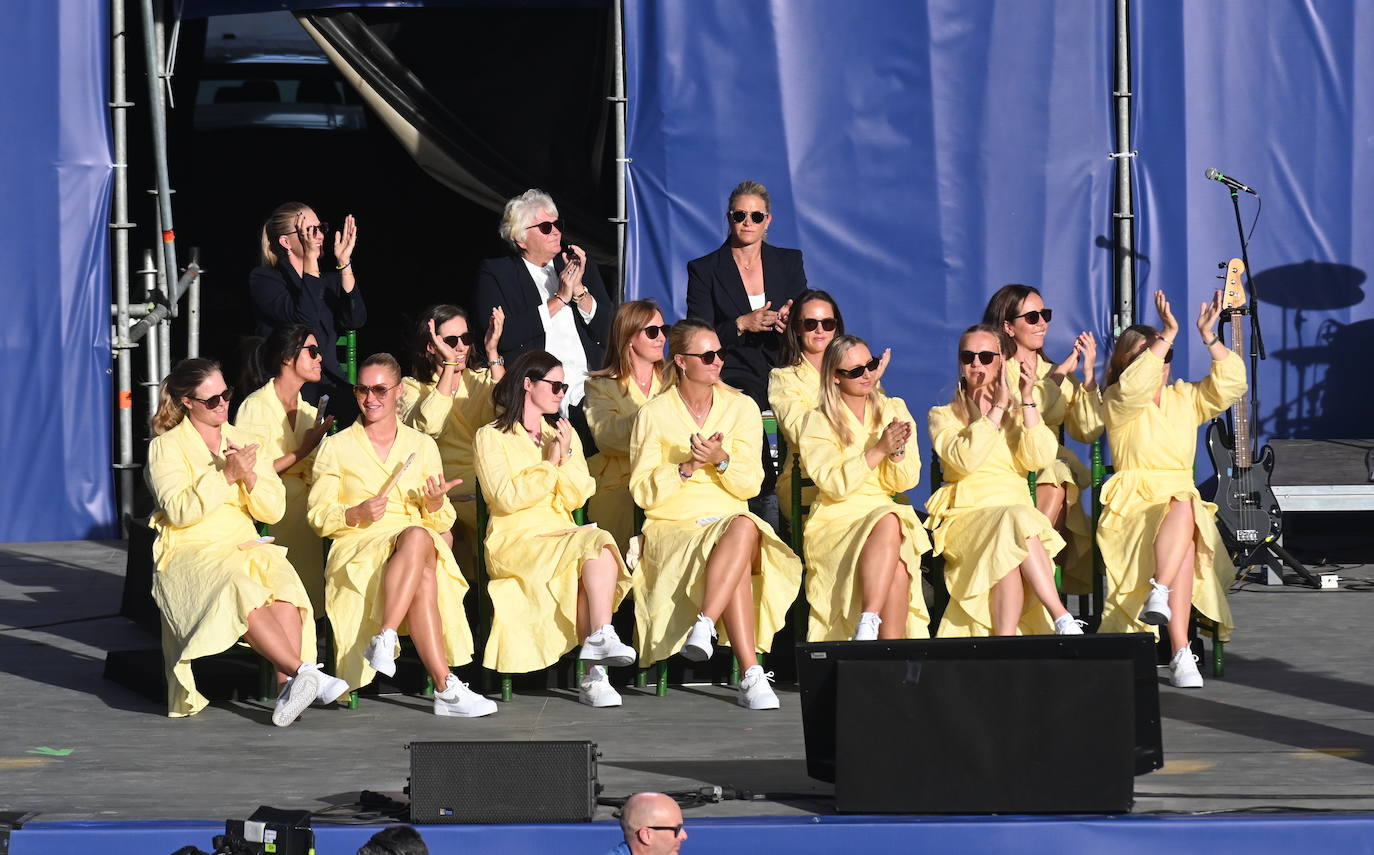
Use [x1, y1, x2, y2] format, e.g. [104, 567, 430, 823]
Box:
[1154, 290, 1180, 339]
[428, 318, 461, 365]
[771, 298, 794, 333]
[423, 474, 463, 511]
[294, 213, 321, 264]
[873, 348, 892, 382]
[544, 418, 574, 464]
[301, 416, 334, 454]
[876, 419, 912, 457]
[690, 431, 726, 465]
[348, 494, 388, 526]
[223, 441, 258, 485]
[484, 306, 506, 358]
[1197, 289, 1224, 339]
[740, 301, 780, 333]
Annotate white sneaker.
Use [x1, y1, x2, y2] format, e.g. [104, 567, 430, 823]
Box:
[579, 624, 636, 668]
[1053, 614, 1086, 635]
[1140, 579, 1172, 626]
[680, 614, 716, 662]
[1169, 648, 1204, 688]
[578, 665, 622, 708]
[434, 674, 498, 718]
[737, 665, 780, 710]
[851, 612, 882, 641]
[365, 628, 399, 677]
[300, 662, 350, 705]
[272, 665, 322, 727]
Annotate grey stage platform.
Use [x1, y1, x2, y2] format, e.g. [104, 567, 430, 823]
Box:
[3, 539, 1374, 823]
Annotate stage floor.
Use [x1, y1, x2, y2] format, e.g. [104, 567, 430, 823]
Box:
[2, 538, 1374, 823]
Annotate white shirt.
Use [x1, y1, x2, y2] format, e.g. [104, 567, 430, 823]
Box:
[747, 293, 766, 311]
[523, 257, 597, 409]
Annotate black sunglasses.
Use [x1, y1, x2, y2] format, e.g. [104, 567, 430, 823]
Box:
[959, 350, 999, 366]
[682, 349, 724, 365]
[525, 219, 564, 235]
[536, 377, 570, 395]
[188, 387, 234, 409]
[299, 343, 321, 359]
[645, 824, 684, 836]
[1011, 308, 1053, 325]
[835, 356, 882, 379]
[802, 317, 837, 332]
[729, 210, 767, 224]
[641, 324, 671, 340]
[442, 333, 474, 348]
[352, 382, 398, 399]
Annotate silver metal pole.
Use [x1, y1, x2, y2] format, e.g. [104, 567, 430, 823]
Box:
[139, 0, 180, 319]
[139, 249, 161, 426]
[186, 247, 200, 357]
[111, 0, 137, 535]
[1112, 0, 1136, 332]
[609, 0, 628, 302]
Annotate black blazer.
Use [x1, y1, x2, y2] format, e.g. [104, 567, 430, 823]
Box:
[248, 260, 367, 388]
[471, 254, 614, 371]
[685, 241, 807, 407]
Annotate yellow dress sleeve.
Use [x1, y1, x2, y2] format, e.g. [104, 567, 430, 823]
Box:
[148, 430, 230, 528]
[416, 434, 457, 531]
[240, 431, 286, 525]
[1104, 350, 1165, 427]
[877, 397, 922, 494]
[233, 394, 275, 449]
[717, 394, 764, 500]
[1012, 421, 1060, 473]
[798, 410, 870, 500]
[629, 403, 686, 511]
[1034, 371, 1067, 428]
[584, 378, 635, 456]
[1062, 375, 1105, 443]
[554, 431, 598, 511]
[1188, 351, 1247, 425]
[928, 405, 1000, 478]
[305, 435, 350, 538]
[474, 426, 560, 514]
[768, 366, 814, 447]
[401, 376, 453, 437]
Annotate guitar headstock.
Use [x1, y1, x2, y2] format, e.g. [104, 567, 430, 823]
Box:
[1221, 257, 1248, 310]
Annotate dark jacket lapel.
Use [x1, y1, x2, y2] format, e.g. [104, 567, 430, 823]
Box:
[713, 243, 754, 318]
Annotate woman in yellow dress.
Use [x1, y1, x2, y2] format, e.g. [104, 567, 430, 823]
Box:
[148, 358, 347, 725]
[474, 350, 634, 708]
[1098, 289, 1243, 688]
[797, 335, 931, 641]
[308, 353, 495, 717]
[629, 318, 804, 710]
[401, 304, 505, 572]
[234, 324, 334, 613]
[925, 324, 1082, 637]
[584, 298, 668, 551]
[982, 285, 1103, 595]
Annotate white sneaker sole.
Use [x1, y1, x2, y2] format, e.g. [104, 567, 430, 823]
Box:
[680, 641, 712, 662]
[434, 698, 498, 718]
[1170, 674, 1204, 688]
[272, 670, 322, 727]
[738, 693, 780, 711]
[579, 691, 623, 708]
[579, 648, 636, 668]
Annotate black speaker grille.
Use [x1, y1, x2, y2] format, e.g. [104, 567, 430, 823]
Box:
[409, 741, 597, 824]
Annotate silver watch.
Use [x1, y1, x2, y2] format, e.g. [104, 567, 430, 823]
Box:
[715, 457, 730, 473]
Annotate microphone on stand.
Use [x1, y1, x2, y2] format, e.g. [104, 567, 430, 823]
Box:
[1205, 167, 1258, 196]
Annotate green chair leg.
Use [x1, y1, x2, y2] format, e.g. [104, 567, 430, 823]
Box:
[1212, 638, 1225, 678]
[635, 667, 648, 689]
[730, 656, 740, 688]
[423, 676, 434, 698]
[575, 659, 586, 682]
[500, 675, 513, 702]
[347, 690, 359, 709]
[656, 662, 668, 697]
[258, 658, 275, 704]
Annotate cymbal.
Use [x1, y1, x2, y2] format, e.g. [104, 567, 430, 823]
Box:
[1251, 260, 1365, 310]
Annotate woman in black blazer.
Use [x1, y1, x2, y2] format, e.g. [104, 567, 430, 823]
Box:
[686, 181, 807, 411]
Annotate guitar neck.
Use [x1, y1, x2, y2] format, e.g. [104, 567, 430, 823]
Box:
[1228, 312, 1251, 468]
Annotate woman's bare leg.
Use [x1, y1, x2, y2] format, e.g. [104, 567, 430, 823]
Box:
[700, 517, 759, 620]
[403, 551, 451, 687]
[857, 513, 901, 614]
[1019, 536, 1069, 620]
[577, 547, 620, 638]
[380, 527, 433, 631]
[1036, 482, 1067, 530]
[878, 559, 914, 639]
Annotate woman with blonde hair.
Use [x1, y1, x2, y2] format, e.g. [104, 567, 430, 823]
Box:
[925, 325, 1081, 637]
[148, 358, 347, 725]
[584, 299, 670, 550]
[797, 335, 930, 641]
[308, 353, 494, 717]
[1098, 290, 1244, 688]
[474, 350, 633, 707]
[629, 318, 803, 709]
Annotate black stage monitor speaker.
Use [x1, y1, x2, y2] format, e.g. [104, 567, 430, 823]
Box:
[796, 635, 1161, 812]
[408, 740, 598, 824]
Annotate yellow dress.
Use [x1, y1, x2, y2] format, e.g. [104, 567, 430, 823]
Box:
[629, 385, 804, 666]
[234, 381, 326, 613]
[400, 370, 497, 575]
[148, 418, 315, 718]
[925, 406, 1065, 637]
[797, 395, 933, 641]
[1097, 350, 1245, 641]
[584, 372, 663, 551]
[767, 360, 822, 522]
[307, 420, 473, 690]
[474, 422, 632, 673]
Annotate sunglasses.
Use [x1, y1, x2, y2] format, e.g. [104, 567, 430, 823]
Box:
[959, 350, 999, 366]
[352, 382, 398, 399]
[641, 324, 671, 340]
[645, 825, 685, 836]
[682, 349, 724, 365]
[442, 333, 474, 348]
[525, 219, 564, 235]
[835, 356, 882, 379]
[299, 344, 321, 359]
[1012, 308, 1053, 325]
[729, 210, 767, 224]
[535, 377, 569, 395]
[188, 387, 234, 409]
[801, 317, 837, 332]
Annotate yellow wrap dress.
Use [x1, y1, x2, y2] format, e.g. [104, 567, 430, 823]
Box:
[307, 421, 473, 690]
[925, 406, 1065, 637]
[148, 417, 315, 718]
[584, 372, 663, 551]
[797, 395, 932, 641]
[401, 370, 497, 575]
[629, 385, 803, 666]
[1097, 350, 1246, 641]
[234, 382, 326, 613]
[767, 359, 821, 523]
[474, 421, 631, 673]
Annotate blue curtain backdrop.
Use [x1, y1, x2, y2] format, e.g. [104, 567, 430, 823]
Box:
[625, 0, 1113, 500]
[1133, 0, 1374, 442]
[0, 1, 115, 541]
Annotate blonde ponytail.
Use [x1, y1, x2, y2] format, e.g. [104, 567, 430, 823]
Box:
[151, 358, 221, 436]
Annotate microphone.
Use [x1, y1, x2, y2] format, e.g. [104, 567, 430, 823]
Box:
[1205, 167, 1258, 196]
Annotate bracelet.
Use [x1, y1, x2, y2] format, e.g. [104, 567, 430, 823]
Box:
[488, 356, 505, 367]
[1021, 402, 1037, 409]
[678, 464, 692, 479]
[573, 290, 588, 301]
[1203, 334, 1220, 347]
[336, 261, 352, 271]
[555, 293, 573, 307]
[1160, 335, 1175, 346]
[890, 445, 906, 459]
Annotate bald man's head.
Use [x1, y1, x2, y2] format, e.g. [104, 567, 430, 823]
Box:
[620, 792, 686, 854]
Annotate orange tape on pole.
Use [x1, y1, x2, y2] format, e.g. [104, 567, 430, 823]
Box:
[161, 230, 175, 243]
[118, 390, 133, 409]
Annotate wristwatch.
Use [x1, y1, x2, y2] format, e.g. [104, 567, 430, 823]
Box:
[715, 457, 730, 473]
[488, 356, 505, 367]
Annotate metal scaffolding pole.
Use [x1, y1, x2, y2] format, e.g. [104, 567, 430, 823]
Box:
[111, 0, 137, 534]
[139, 0, 181, 333]
[1111, 0, 1137, 331]
[186, 247, 201, 357]
[139, 250, 162, 427]
[609, 0, 628, 302]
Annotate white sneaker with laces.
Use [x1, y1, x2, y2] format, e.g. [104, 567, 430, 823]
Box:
[364, 628, 399, 677]
[272, 665, 323, 727]
[1140, 579, 1172, 626]
[579, 624, 637, 668]
[737, 665, 780, 710]
[578, 665, 622, 708]
[1169, 648, 1204, 688]
[1053, 614, 1086, 635]
[851, 612, 882, 641]
[300, 663, 350, 705]
[434, 674, 498, 717]
[681, 614, 716, 662]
